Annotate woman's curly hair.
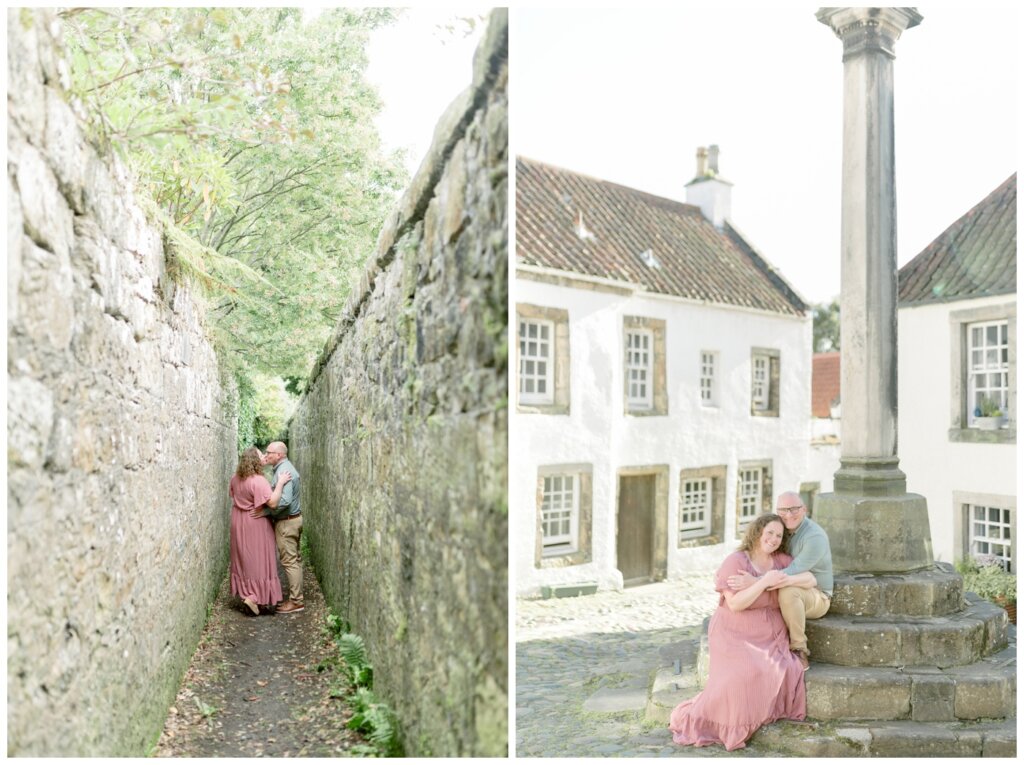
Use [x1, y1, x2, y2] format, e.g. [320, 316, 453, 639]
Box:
[235, 447, 264, 480]
[737, 513, 789, 555]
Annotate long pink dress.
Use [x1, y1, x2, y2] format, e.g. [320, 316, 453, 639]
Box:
[228, 474, 283, 607]
[669, 550, 806, 751]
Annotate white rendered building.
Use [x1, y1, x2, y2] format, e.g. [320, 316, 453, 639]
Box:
[513, 151, 812, 595]
[897, 174, 1017, 571]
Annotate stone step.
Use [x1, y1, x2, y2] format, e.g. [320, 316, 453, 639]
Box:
[750, 718, 1015, 757]
[806, 593, 1007, 667]
[830, 564, 964, 617]
[645, 665, 700, 725]
[646, 648, 1016, 727]
[805, 656, 1016, 722]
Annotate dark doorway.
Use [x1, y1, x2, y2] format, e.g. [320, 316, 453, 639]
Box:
[617, 474, 656, 586]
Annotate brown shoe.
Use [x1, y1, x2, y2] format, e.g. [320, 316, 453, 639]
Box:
[794, 650, 810, 672]
[243, 598, 259, 616]
[277, 601, 305, 614]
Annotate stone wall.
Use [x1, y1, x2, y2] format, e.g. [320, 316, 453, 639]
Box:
[287, 10, 508, 757]
[6, 9, 237, 755]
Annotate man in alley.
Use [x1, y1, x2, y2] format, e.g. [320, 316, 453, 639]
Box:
[258, 441, 304, 614]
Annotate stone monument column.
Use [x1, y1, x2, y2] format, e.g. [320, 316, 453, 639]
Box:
[815, 7, 932, 572]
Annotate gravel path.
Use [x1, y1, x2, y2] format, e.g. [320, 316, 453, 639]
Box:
[515, 575, 776, 757]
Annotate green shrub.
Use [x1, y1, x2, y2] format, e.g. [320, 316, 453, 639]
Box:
[957, 556, 1016, 606]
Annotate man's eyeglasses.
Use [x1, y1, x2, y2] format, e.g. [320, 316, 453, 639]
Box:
[777, 506, 805, 515]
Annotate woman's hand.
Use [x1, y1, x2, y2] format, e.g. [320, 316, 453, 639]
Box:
[760, 569, 785, 588]
[279, 470, 292, 485]
[727, 571, 756, 590]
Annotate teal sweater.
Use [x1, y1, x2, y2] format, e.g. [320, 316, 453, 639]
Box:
[782, 516, 834, 596]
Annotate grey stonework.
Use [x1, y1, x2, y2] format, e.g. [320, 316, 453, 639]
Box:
[287, 10, 508, 758]
[7, 9, 237, 756]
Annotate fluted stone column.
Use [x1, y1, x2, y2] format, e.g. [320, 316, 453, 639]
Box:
[815, 7, 933, 572]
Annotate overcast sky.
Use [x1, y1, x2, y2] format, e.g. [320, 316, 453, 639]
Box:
[366, 7, 487, 175]
[512, 5, 1018, 305]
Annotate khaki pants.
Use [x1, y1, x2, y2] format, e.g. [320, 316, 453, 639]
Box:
[275, 514, 303, 605]
[778, 586, 830, 654]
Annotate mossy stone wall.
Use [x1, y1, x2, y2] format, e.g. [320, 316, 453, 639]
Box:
[288, 11, 508, 757]
[6, 9, 236, 755]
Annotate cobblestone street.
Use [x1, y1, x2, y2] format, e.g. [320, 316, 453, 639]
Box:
[516, 575, 777, 758]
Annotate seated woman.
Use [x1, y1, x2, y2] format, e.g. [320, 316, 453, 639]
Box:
[669, 513, 815, 751]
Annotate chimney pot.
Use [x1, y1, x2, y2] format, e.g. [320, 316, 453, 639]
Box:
[708, 144, 720, 174]
[696, 146, 708, 177]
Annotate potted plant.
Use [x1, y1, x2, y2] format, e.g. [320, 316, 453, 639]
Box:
[973, 395, 1005, 430]
[957, 556, 1016, 624]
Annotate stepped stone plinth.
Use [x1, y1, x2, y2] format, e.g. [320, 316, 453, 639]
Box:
[830, 564, 964, 617]
[806, 593, 1008, 668]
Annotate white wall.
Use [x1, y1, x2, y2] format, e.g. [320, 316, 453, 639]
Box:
[898, 296, 1018, 566]
[513, 275, 812, 595]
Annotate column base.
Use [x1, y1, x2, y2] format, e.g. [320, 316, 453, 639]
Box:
[816, 458, 933, 572]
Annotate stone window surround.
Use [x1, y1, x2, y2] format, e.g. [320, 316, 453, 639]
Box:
[623, 315, 668, 416]
[517, 303, 570, 415]
[535, 463, 593, 568]
[948, 302, 1016, 444]
[625, 327, 655, 410]
[518, 317, 555, 406]
[735, 459, 774, 537]
[616, 464, 669, 583]
[952, 490, 1016, 572]
[677, 465, 728, 548]
[750, 347, 781, 418]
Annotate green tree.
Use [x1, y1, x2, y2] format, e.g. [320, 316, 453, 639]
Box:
[812, 298, 840, 353]
[62, 7, 407, 383]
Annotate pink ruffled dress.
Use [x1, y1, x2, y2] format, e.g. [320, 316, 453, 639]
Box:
[669, 550, 806, 750]
[228, 474, 283, 607]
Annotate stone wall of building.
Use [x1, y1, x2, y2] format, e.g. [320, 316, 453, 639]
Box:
[287, 10, 508, 757]
[6, 9, 237, 755]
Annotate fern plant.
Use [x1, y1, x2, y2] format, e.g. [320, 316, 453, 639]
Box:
[336, 633, 373, 688]
[320, 609, 402, 756]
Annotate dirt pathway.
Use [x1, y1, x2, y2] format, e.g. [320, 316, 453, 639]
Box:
[154, 556, 370, 757]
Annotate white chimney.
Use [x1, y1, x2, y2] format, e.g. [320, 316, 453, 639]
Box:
[685, 144, 733, 228]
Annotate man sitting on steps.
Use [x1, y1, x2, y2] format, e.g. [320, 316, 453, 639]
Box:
[727, 491, 833, 671]
[254, 441, 304, 614]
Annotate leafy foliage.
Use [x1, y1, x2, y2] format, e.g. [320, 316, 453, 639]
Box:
[61, 7, 408, 385]
[812, 298, 840, 353]
[319, 609, 403, 757]
[336, 633, 373, 688]
[347, 687, 401, 757]
[956, 556, 1016, 605]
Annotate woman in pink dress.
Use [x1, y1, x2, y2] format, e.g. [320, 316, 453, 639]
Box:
[228, 447, 290, 615]
[669, 513, 813, 751]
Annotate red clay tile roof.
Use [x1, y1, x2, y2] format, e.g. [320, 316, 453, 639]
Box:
[516, 157, 806, 316]
[899, 174, 1016, 306]
[811, 352, 840, 418]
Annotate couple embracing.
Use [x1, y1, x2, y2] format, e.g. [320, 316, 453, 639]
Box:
[670, 491, 833, 751]
[227, 442, 305, 616]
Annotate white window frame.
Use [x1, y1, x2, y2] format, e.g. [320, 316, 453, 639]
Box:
[751, 353, 770, 411]
[700, 351, 718, 407]
[679, 477, 712, 541]
[967, 319, 1009, 427]
[625, 328, 654, 410]
[738, 468, 762, 533]
[519, 318, 555, 406]
[541, 474, 579, 556]
[969, 504, 1013, 573]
